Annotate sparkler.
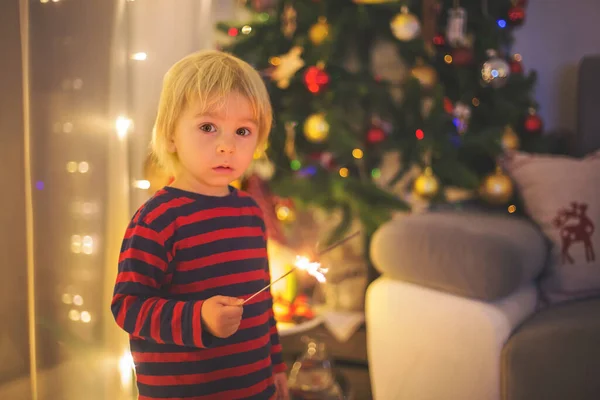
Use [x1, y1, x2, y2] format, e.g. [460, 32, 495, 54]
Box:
[243, 230, 361, 304]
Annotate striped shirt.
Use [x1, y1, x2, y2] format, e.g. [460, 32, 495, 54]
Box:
[111, 186, 285, 399]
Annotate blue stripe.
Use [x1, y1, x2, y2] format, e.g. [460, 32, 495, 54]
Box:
[136, 365, 273, 398]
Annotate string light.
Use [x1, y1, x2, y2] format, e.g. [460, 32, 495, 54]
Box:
[130, 52, 147, 61]
[62, 293, 73, 304]
[68, 309, 81, 321]
[352, 148, 364, 159]
[508, 204, 517, 213]
[116, 116, 132, 139]
[119, 349, 136, 389]
[444, 55, 453, 64]
[133, 180, 151, 190]
[339, 167, 349, 178]
[73, 295, 83, 306]
[241, 25, 252, 35]
[78, 161, 89, 173]
[371, 168, 382, 179]
[80, 311, 91, 323]
[416, 129, 424, 140]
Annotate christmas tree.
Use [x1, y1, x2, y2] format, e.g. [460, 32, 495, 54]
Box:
[218, 0, 554, 243]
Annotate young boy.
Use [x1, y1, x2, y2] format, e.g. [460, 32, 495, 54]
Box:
[111, 50, 289, 400]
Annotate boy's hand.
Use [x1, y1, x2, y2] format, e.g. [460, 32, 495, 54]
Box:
[201, 296, 244, 338]
[274, 372, 289, 400]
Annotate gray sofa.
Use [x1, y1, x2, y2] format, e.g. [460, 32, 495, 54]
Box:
[366, 56, 600, 400]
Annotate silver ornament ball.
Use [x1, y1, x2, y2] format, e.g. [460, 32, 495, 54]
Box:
[481, 51, 511, 88]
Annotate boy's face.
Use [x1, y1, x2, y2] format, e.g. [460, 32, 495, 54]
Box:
[169, 92, 260, 195]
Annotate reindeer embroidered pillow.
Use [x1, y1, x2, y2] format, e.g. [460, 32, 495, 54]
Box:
[503, 150, 600, 304]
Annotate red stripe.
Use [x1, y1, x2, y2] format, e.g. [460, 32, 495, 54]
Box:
[137, 377, 271, 400]
[136, 356, 271, 386]
[111, 293, 125, 308]
[192, 301, 203, 347]
[124, 224, 163, 243]
[171, 270, 267, 294]
[167, 206, 261, 232]
[178, 248, 267, 271]
[132, 333, 270, 363]
[272, 362, 287, 374]
[134, 298, 157, 336]
[119, 248, 167, 272]
[116, 295, 137, 329]
[175, 226, 263, 251]
[239, 311, 270, 330]
[116, 271, 159, 289]
[151, 299, 166, 343]
[270, 343, 282, 354]
[269, 325, 279, 335]
[171, 302, 184, 345]
[144, 196, 195, 225]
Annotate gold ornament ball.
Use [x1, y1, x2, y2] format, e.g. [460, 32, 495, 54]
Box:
[411, 64, 438, 90]
[303, 113, 330, 143]
[390, 9, 421, 41]
[501, 126, 520, 151]
[414, 167, 440, 199]
[275, 204, 296, 222]
[480, 168, 514, 205]
[309, 17, 330, 45]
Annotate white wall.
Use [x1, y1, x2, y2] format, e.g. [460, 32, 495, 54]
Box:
[513, 0, 600, 133]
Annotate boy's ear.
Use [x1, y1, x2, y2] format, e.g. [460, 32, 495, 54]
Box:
[167, 133, 177, 153]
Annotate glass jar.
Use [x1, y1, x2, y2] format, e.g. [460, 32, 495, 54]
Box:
[287, 337, 344, 400]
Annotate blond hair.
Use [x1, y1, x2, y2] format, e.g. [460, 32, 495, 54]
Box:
[152, 50, 273, 174]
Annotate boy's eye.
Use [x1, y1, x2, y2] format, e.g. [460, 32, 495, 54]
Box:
[236, 128, 251, 137]
[199, 123, 216, 133]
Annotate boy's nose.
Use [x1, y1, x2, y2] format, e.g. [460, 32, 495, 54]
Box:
[216, 137, 236, 154]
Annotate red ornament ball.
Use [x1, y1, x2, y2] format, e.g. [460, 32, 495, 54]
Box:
[309, 152, 335, 169]
[367, 127, 386, 144]
[524, 113, 543, 134]
[433, 33, 445, 48]
[451, 47, 474, 67]
[510, 59, 523, 74]
[443, 97, 454, 114]
[304, 66, 330, 94]
[508, 6, 526, 26]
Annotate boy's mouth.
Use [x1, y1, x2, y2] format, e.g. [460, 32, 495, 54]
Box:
[213, 165, 233, 172]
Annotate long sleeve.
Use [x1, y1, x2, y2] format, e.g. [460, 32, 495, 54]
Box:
[265, 257, 287, 374]
[111, 217, 210, 348]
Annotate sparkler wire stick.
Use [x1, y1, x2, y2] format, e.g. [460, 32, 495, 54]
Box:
[242, 230, 361, 304]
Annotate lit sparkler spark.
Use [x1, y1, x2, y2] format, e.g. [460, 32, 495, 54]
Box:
[294, 255, 328, 283]
[243, 230, 360, 304]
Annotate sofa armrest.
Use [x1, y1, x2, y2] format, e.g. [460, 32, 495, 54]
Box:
[370, 211, 548, 301]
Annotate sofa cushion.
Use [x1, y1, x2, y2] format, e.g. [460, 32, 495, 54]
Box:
[503, 151, 600, 304]
[501, 297, 600, 400]
[370, 211, 547, 301]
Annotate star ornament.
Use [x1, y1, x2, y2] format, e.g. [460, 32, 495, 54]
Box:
[270, 46, 305, 89]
